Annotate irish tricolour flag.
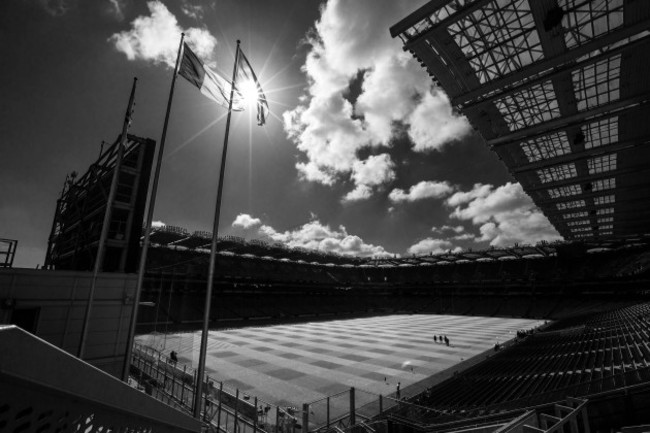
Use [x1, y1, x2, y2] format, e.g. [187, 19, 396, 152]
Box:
[178, 43, 239, 111]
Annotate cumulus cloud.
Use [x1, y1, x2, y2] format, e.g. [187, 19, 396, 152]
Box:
[109, 1, 217, 68]
[446, 182, 563, 247]
[389, 180, 454, 203]
[407, 238, 461, 256]
[285, 0, 470, 198]
[408, 91, 470, 152]
[251, 218, 393, 258]
[445, 183, 493, 207]
[343, 185, 373, 202]
[232, 214, 262, 229]
[344, 154, 396, 202]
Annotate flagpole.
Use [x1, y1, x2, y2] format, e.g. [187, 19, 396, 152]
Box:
[193, 39, 241, 419]
[122, 33, 185, 381]
[79, 76, 137, 359]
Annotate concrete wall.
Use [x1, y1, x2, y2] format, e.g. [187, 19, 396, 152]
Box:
[0, 268, 136, 377]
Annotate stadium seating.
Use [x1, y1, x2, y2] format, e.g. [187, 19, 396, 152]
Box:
[390, 303, 650, 425]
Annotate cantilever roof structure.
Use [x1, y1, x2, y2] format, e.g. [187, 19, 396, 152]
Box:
[147, 225, 650, 268]
[390, 0, 650, 242]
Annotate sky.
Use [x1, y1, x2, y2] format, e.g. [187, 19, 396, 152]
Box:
[0, 0, 562, 268]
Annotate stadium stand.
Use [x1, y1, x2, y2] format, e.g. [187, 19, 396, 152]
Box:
[383, 303, 650, 430]
[132, 232, 650, 333]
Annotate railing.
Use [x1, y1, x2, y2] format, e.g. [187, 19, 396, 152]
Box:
[131, 342, 299, 433]
[0, 325, 201, 433]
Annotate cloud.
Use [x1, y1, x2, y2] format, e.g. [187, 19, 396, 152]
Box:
[408, 90, 470, 152]
[180, 0, 205, 20]
[232, 214, 262, 229]
[389, 180, 454, 203]
[453, 233, 476, 241]
[151, 220, 166, 228]
[430, 225, 475, 241]
[445, 183, 493, 207]
[407, 238, 460, 256]
[343, 185, 373, 202]
[39, 0, 76, 16]
[254, 218, 393, 258]
[344, 154, 396, 202]
[446, 182, 563, 246]
[284, 0, 470, 197]
[109, 1, 217, 68]
[432, 225, 465, 234]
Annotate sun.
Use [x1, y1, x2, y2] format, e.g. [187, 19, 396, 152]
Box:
[239, 79, 260, 108]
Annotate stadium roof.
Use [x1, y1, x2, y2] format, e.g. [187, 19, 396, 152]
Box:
[147, 225, 650, 268]
[390, 0, 650, 242]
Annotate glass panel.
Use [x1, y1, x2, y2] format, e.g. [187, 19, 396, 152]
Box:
[572, 54, 621, 111]
[560, 0, 625, 49]
[594, 195, 615, 205]
[563, 211, 589, 219]
[592, 178, 616, 192]
[548, 184, 582, 198]
[447, 0, 543, 84]
[588, 154, 617, 174]
[583, 117, 618, 149]
[538, 163, 577, 183]
[557, 199, 586, 210]
[521, 131, 571, 162]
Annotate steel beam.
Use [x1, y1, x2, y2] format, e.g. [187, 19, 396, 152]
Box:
[452, 22, 650, 106]
[391, 0, 494, 40]
[459, 34, 650, 111]
[524, 165, 650, 192]
[539, 190, 650, 212]
[488, 93, 650, 147]
[511, 138, 650, 174]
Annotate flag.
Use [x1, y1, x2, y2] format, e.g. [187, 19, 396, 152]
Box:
[235, 47, 269, 126]
[178, 43, 242, 111]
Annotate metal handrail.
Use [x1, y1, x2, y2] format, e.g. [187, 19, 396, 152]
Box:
[0, 325, 201, 433]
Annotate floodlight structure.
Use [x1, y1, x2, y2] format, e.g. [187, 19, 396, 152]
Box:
[391, 0, 650, 241]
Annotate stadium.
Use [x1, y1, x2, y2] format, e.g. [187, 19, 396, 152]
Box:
[2, 1, 650, 433]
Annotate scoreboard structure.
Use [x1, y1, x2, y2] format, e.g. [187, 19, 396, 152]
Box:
[45, 134, 155, 273]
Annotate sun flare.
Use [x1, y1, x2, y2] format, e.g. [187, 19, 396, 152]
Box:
[239, 79, 260, 108]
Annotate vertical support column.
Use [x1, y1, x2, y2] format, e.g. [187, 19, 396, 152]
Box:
[302, 403, 309, 433]
[326, 397, 330, 430]
[171, 367, 176, 398]
[192, 369, 198, 413]
[234, 389, 240, 433]
[254, 397, 259, 433]
[569, 413, 579, 433]
[180, 365, 187, 404]
[379, 394, 383, 414]
[217, 382, 224, 431]
[275, 407, 280, 433]
[61, 278, 78, 350]
[581, 407, 591, 433]
[349, 387, 356, 426]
